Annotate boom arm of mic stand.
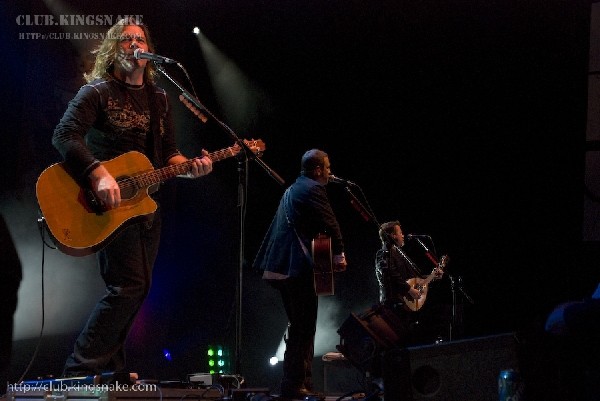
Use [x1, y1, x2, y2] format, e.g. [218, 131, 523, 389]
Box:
[155, 65, 285, 186]
[413, 237, 439, 267]
[344, 187, 372, 222]
[458, 278, 475, 304]
[393, 244, 423, 276]
[346, 185, 422, 275]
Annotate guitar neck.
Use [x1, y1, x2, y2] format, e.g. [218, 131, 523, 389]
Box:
[422, 271, 437, 287]
[129, 146, 241, 188]
[422, 255, 448, 286]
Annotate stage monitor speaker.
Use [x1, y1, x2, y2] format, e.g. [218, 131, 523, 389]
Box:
[337, 307, 407, 372]
[383, 332, 519, 401]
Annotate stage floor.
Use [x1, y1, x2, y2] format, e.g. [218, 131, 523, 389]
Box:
[5, 333, 520, 401]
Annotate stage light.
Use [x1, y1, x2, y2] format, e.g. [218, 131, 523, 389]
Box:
[193, 27, 200, 35]
[163, 349, 172, 361]
[269, 356, 278, 366]
[207, 344, 230, 374]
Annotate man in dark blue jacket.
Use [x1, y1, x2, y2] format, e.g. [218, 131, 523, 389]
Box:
[253, 149, 347, 399]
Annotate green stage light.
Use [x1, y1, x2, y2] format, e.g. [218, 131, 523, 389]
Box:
[207, 344, 230, 374]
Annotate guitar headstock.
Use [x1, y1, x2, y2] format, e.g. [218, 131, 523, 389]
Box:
[431, 255, 449, 280]
[243, 139, 266, 157]
[439, 254, 449, 270]
[230, 139, 266, 157]
[204, 140, 268, 164]
[229, 139, 266, 157]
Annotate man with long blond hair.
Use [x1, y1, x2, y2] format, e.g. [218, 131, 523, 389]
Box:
[83, 17, 158, 85]
[52, 17, 213, 378]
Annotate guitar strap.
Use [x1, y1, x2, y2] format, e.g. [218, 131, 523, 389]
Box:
[146, 83, 162, 168]
[283, 187, 313, 265]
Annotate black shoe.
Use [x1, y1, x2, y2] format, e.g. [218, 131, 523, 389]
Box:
[280, 386, 323, 400]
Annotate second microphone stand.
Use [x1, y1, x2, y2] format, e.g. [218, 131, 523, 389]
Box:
[343, 185, 421, 276]
[409, 235, 474, 341]
[156, 64, 285, 376]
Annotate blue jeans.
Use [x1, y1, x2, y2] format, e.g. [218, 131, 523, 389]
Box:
[63, 213, 161, 377]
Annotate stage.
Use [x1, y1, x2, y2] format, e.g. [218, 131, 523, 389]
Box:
[6, 333, 521, 401]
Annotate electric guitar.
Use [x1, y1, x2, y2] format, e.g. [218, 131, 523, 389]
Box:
[312, 233, 334, 296]
[402, 254, 449, 312]
[36, 139, 265, 257]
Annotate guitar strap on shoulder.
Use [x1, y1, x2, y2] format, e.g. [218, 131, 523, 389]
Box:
[283, 187, 313, 265]
[146, 83, 162, 168]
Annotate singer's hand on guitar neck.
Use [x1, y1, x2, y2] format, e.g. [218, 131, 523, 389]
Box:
[172, 149, 213, 179]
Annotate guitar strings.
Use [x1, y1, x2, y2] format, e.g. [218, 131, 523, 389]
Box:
[115, 144, 252, 191]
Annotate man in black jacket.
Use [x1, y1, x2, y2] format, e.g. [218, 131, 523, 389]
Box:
[253, 149, 347, 399]
[375, 221, 443, 346]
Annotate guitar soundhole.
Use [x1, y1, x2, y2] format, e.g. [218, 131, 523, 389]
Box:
[117, 176, 137, 200]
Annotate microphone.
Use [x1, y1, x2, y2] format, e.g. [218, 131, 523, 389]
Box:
[407, 234, 441, 267]
[133, 49, 177, 64]
[406, 234, 429, 240]
[407, 234, 432, 253]
[328, 174, 356, 186]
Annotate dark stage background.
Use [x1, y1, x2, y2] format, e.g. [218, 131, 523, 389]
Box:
[1, 0, 597, 393]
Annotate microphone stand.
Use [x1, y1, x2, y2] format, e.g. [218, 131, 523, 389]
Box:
[447, 274, 473, 341]
[344, 187, 371, 223]
[449, 274, 456, 341]
[411, 235, 473, 341]
[412, 236, 439, 270]
[342, 184, 422, 276]
[155, 64, 285, 376]
[457, 276, 474, 305]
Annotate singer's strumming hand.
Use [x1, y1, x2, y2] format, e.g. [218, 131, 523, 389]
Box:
[333, 253, 347, 272]
[408, 287, 422, 300]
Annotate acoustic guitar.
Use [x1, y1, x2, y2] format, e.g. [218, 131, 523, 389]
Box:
[311, 233, 348, 296]
[36, 139, 265, 257]
[402, 254, 449, 312]
[312, 233, 334, 296]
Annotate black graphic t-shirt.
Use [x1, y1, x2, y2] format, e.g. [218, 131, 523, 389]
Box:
[53, 77, 180, 181]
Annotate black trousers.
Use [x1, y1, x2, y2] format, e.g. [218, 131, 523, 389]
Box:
[276, 272, 318, 391]
[63, 213, 161, 376]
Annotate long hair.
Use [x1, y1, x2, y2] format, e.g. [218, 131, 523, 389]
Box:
[84, 17, 157, 84]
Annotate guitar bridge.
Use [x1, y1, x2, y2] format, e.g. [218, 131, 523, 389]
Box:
[84, 189, 105, 215]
